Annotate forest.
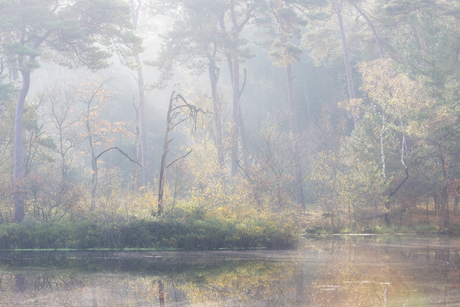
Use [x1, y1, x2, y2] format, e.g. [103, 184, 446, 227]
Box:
[0, 0, 459, 249]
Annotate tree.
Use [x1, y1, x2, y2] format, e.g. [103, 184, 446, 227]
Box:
[0, 0, 141, 222]
[261, 0, 323, 210]
[375, 0, 460, 232]
[346, 59, 434, 225]
[75, 78, 138, 212]
[129, 0, 150, 188]
[148, 0, 228, 181]
[335, 0, 357, 124]
[41, 85, 81, 181]
[157, 89, 203, 216]
[219, 0, 255, 179]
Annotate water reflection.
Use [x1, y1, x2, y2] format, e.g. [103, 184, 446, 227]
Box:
[1, 237, 460, 306]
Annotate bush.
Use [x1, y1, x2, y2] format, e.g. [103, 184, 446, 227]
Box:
[0, 209, 299, 250]
[415, 223, 438, 234]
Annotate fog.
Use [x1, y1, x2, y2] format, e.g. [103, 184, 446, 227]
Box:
[0, 0, 459, 257]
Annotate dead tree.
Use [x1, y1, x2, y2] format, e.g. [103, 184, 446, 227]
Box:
[157, 88, 203, 216]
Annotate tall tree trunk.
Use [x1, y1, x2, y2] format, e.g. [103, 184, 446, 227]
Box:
[157, 124, 171, 216]
[157, 91, 175, 216]
[133, 100, 141, 191]
[87, 107, 97, 212]
[208, 54, 225, 181]
[238, 78, 249, 171]
[13, 70, 30, 223]
[439, 145, 448, 234]
[286, 65, 306, 210]
[304, 85, 313, 134]
[90, 152, 98, 212]
[137, 59, 150, 186]
[353, 4, 385, 59]
[219, 17, 239, 180]
[426, 199, 429, 224]
[130, 0, 150, 187]
[231, 59, 240, 178]
[223, 0, 252, 180]
[335, 0, 357, 124]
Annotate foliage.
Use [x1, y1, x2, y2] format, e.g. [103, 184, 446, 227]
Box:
[0, 202, 299, 250]
[3, 0, 460, 238]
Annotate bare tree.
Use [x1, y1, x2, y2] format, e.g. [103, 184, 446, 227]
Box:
[157, 89, 203, 216]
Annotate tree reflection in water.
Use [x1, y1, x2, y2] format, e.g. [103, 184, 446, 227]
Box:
[309, 236, 460, 306]
[0, 237, 460, 306]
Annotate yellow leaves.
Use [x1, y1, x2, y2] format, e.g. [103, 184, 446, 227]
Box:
[360, 59, 433, 121]
[338, 98, 365, 120]
[357, 59, 439, 140]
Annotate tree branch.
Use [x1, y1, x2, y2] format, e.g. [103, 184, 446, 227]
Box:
[166, 150, 192, 169]
[389, 167, 409, 198]
[95, 146, 141, 167]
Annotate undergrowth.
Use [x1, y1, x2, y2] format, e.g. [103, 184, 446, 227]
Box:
[0, 202, 299, 250]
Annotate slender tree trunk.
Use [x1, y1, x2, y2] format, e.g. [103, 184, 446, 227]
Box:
[304, 85, 313, 134]
[90, 152, 98, 212]
[224, 0, 251, 180]
[208, 55, 225, 181]
[353, 4, 384, 59]
[134, 101, 141, 191]
[238, 68, 249, 170]
[335, 0, 357, 124]
[239, 102, 249, 169]
[157, 92, 174, 216]
[220, 3, 240, 180]
[231, 59, 240, 179]
[439, 145, 448, 234]
[137, 58, 150, 187]
[130, 0, 150, 187]
[426, 199, 429, 224]
[87, 112, 97, 212]
[85, 99, 98, 212]
[286, 65, 305, 210]
[14, 70, 30, 223]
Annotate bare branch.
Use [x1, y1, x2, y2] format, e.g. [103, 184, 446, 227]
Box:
[166, 149, 192, 169]
[95, 146, 141, 167]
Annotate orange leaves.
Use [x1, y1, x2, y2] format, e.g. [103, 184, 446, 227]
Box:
[72, 78, 129, 149]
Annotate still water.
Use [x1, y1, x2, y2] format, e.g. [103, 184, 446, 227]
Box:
[0, 235, 459, 306]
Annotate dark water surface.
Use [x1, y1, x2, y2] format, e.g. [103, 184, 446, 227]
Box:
[1, 235, 459, 306]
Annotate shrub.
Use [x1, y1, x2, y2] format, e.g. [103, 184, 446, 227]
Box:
[0, 211, 299, 250]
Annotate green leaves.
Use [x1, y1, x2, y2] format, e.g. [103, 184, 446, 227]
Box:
[0, 0, 141, 72]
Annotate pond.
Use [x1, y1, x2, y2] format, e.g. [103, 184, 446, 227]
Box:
[1, 235, 460, 306]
